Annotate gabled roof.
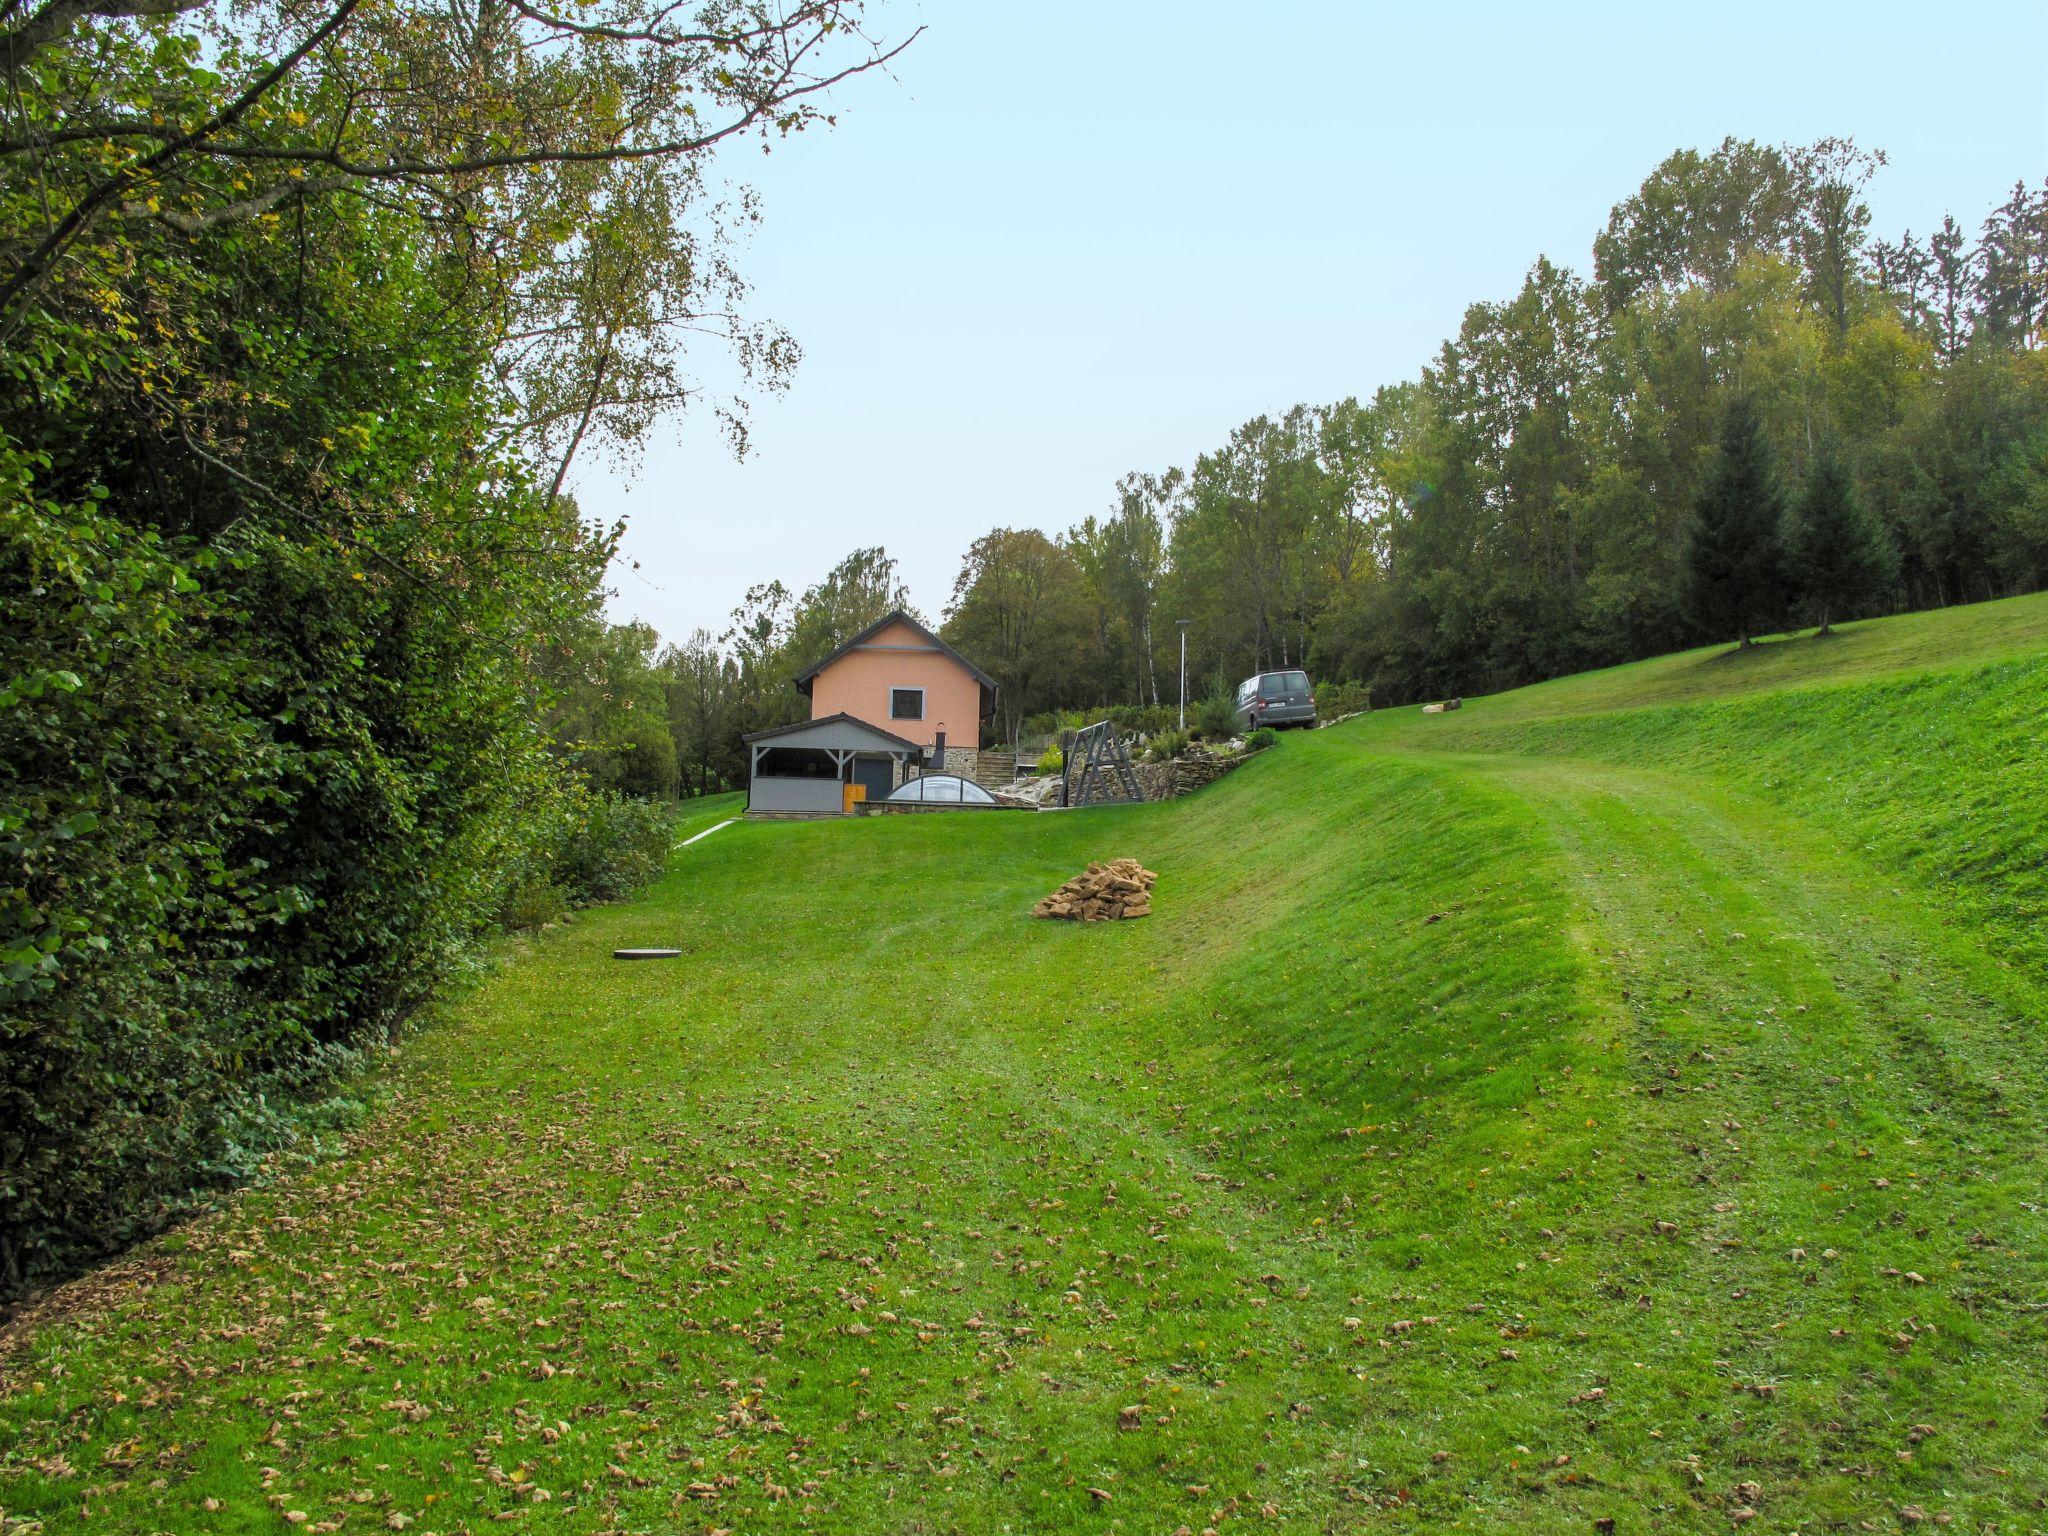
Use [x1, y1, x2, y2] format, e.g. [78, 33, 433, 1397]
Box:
[793, 609, 998, 695]
[741, 712, 923, 751]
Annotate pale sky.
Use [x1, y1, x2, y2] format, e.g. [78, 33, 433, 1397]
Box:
[584, 0, 2048, 645]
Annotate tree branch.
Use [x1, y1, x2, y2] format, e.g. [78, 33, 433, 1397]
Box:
[122, 173, 356, 231]
[195, 26, 919, 181]
[0, 0, 210, 76]
[0, 0, 361, 336]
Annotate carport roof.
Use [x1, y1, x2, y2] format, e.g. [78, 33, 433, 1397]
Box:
[741, 712, 923, 752]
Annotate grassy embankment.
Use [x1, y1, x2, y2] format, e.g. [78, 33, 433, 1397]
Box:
[2, 593, 2044, 1534]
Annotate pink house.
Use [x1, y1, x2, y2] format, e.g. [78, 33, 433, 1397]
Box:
[796, 611, 995, 755]
[741, 612, 996, 816]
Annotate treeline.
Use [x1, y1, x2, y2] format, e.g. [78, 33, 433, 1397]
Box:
[642, 138, 2044, 775]
[974, 138, 2047, 711]
[0, 0, 901, 1290]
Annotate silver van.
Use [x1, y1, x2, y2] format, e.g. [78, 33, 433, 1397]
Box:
[1235, 669, 1316, 730]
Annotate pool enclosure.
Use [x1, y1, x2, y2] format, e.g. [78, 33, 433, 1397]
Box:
[881, 773, 997, 806]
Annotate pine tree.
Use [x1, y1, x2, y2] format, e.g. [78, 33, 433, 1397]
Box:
[1682, 394, 1788, 648]
[1785, 446, 1898, 635]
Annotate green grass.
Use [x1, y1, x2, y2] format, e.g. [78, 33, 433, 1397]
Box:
[1426, 589, 2048, 725]
[3, 598, 2046, 1533]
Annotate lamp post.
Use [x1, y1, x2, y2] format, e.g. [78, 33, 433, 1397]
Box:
[1176, 620, 1192, 730]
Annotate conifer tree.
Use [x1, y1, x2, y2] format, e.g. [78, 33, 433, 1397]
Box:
[1785, 447, 1899, 635]
[1682, 394, 1788, 648]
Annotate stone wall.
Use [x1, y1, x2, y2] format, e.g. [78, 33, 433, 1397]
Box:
[1126, 751, 1247, 802]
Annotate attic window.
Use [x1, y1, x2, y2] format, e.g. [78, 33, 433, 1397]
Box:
[890, 688, 925, 720]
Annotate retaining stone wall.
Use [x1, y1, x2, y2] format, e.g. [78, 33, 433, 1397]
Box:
[1125, 751, 1247, 802]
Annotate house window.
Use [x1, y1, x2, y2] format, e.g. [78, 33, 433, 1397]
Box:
[890, 687, 925, 721]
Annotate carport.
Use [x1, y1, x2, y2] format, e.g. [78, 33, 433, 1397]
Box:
[743, 713, 924, 816]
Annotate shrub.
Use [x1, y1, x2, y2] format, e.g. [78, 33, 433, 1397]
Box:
[1016, 704, 1179, 748]
[498, 878, 569, 933]
[1146, 728, 1193, 762]
[1194, 694, 1240, 739]
[1245, 726, 1280, 752]
[1105, 703, 1177, 737]
[2, 468, 303, 1290]
[1313, 679, 1371, 719]
[0, 444, 672, 1294]
[1036, 743, 1065, 775]
[557, 792, 675, 904]
[498, 789, 674, 927]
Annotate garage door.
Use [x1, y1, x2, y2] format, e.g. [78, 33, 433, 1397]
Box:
[853, 758, 895, 802]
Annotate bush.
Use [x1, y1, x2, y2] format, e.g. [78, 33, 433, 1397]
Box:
[1146, 728, 1193, 762]
[1313, 679, 1371, 719]
[0, 442, 670, 1294]
[498, 789, 674, 928]
[1194, 694, 1240, 739]
[498, 878, 569, 933]
[1036, 743, 1065, 775]
[1105, 703, 1178, 737]
[557, 792, 675, 904]
[1245, 726, 1280, 752]
[1016, 703, 1180, 750]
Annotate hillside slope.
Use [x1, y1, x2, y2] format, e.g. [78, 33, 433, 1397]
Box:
[1, 599, 2044, 1534]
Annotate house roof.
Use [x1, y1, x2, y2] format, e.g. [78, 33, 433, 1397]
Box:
[741, 712, 924, 752]
[793, 609, 998, 696]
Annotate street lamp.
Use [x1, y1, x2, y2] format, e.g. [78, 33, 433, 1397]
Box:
[1176, 620, 1193, 730]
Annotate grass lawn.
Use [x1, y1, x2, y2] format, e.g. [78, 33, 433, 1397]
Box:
[3, 595, 2046, 1534]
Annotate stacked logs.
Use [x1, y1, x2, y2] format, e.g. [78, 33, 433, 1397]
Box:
[1033, 859, 1156, 922]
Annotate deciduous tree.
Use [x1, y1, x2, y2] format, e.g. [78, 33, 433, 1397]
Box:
[942, 529, 1091, 746]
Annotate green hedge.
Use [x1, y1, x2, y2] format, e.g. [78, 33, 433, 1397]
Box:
[0, 450, 670, 1294]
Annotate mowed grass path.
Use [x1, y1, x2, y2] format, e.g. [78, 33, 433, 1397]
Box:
[3, 596, 2046, 1534]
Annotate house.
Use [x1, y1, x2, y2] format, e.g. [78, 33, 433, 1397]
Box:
[743, 611, 997, 816]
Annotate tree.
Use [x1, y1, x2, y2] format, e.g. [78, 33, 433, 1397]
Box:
[1976, 179, 2048, 350]
[1593, 138, 1803, 312]
[1785, 447, 1896, 634]
[545, 618, 680, 797]
[1786, 137, 1885, 339]
[1683, 395, 1788, 647]
[0, 0, 908, 1286]
[1169, 412, 1325, 677]
[783, 548, 917, 671]
[663, 629, 741, 796]
[1072, 471, 1174, 706]
[941, 529, 1091, 746]
[1928, 216, 1974, 362]
[0, 0, 915, 457]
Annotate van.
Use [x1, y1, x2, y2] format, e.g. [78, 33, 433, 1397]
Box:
[1234, 669, 1316, 730]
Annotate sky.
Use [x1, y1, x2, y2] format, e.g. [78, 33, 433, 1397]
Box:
[584, 0, 2048, 644]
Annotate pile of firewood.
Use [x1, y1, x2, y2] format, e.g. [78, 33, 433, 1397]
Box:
[1033, 858, 1156, 921]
